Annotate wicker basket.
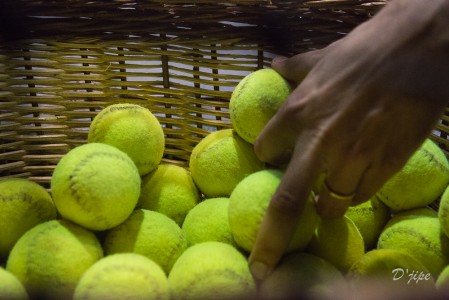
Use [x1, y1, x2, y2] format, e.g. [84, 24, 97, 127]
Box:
[1, 0, 448, 190]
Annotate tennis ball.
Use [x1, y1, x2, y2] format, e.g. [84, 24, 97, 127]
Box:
[306, 216, 365, 273]
[168, 241, 256, 300]
[74, 253, 170, 300]
[312, 172, 326, 195]
[88, 103, 165, 176]
[103, 209, 187, 274]
[259, 252, 344, 300]
[347, 249, 434, 287]
[228, 169, 319, 253]
[377, 139, 449, 211]
[230, 68, 291, 144]
[436, 264, 449, 290]
[51, 143, 141, 231]
[0, 267, 28, 300]
[377, 207, 449, 277]
[438, 185, 449, 239]
[6, 219, 103, 299]
[139, 164, 201, 226]
[189, 129, 264, 198]
[345, 196, 391, 250]
[0, 178, 56, 258]
[182, 197, 236, 247]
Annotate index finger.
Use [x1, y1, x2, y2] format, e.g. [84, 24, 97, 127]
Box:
[248, 132, 323, 281]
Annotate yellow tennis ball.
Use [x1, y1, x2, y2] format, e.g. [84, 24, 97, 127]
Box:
[6, 219, 103, 299]
[230, 68, 291, 144]
[73, 253, 170, 300]
[168, 241, 256, 300]
[51, 143, 141, 231]
[139, 164, 201, 226]
[0, 178, 56, 258]
[377, 139, 449, 211]
[182, 197, 237, 247]
[377, 207, 449, 277]
[259, 252, 344, 300]
[0, 266, 28, 300]
[228, 169, 319, 253]
[306, 216, 365, 273]
[189, 129, 264, 198]
[438, 185, 449, 239]
[347, 249, 434, 288]
[345, 196, 391, 250]
[436, 264, 449, 291]
[103, 209, 187, 274]
[88, 103, 165, 176]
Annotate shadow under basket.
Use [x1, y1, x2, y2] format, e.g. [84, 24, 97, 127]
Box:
[1, 0, 448, 208]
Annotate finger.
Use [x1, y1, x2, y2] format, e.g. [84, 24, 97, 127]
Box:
[254, 123, 293, 165]
[348, 122, 423, 206]
[351, 157, 408, 206]
[318, 182, 354, 218]
[271, 37, 346, 83]
[271, 50, 323, 83]
[254, 89, 304, 165]
[316, 154, 367, 219]
[249, 133, 323, 282]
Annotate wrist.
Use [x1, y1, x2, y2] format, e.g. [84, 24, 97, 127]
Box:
[347, 0, 449, 104]
[369, 0, 448, 44]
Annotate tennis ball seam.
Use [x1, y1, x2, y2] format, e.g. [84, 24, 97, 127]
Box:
[231, 75, 258, 142]
[0, 192, 35, 203]
[8, 220, 103, 298]
[439, 202, 449, 232]
[0, 192, 54, 220]
[348, 206, 376, 215]
[0, 192, 51, 207]
[0, 192, 54, 222]
[68, 150, 136, 213]
[193, 131, 259, 176]
[380, 226, 443, 259]
[376, 147, 447, 203]
[80, 263, 166, 299]
[104, 210, 187, 274]
[24, 221, 61, 289]
[348, 249, 431, 280]
[173, 268, 252, 297]
[0, 181, 56, 256]
[89, 104, 143, 142]
[421, 146, 449, 172]
[192, 132, 233, 161]
[142, 216, 186, 273]
[89, 104, 160, 169]
[164, 234, 187, 273]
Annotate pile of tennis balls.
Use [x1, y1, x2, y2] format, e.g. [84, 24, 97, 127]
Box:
[2, 68, 449, 299]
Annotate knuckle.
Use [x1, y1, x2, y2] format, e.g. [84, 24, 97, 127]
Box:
[269, 189, 304, 216]
[379, 151, 409, 173]
[279, 96, 306, 123]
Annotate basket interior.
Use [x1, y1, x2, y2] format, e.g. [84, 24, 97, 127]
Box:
[1, 0, 448, 188]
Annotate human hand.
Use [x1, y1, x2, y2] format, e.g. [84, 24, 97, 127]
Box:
[248, 0, 449, 282]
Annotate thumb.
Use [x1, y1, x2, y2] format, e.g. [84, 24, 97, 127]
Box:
[271, 49, 324, 84]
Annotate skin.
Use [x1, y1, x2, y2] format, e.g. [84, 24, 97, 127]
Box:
[249, 0, 449, 282]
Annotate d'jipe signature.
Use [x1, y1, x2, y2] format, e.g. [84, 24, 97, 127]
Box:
[391, 268, 432, 284]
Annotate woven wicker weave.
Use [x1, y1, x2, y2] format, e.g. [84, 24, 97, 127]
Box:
[1, 0, 448, 189]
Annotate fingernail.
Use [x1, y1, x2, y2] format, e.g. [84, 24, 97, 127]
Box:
[250, 261, 269, 281]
